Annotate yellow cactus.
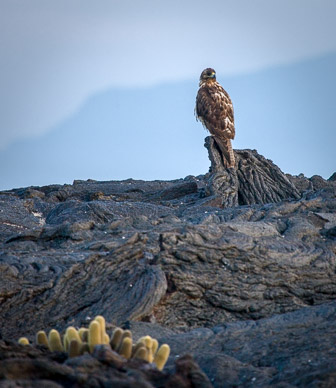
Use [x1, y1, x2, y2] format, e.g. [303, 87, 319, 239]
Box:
[121, 329, 132, 340]
[148, 338, 159, 362]
[36, 331, 48, 347]
[48, 329, 63, 352]
[119, 337, 132, 359]
[110, 327, 123, 350]
[138, 335, 154, 362]
[66, 327, 82, 345]
[16, 315, 170, 367]
[18, 337, 29, 345]
[154, 344, 170, 371]
[138, 335, 152, 348]
[88, 320, 101, 352]
[133, 346, 148, 361]
[103, 333, 110, 344]
[132, 341, 146, 356]
[151, 338, 159, 355]
[63, 333, 69, 352]
[119, 330, 132, 350]
[94, 315, 106, 339]
[78, 328, 89, 342]
[68, 339, 81, 358]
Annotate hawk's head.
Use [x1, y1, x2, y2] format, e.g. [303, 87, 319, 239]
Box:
[199, 68, 216, 84]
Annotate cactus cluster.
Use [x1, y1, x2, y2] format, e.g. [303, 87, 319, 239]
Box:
[17, 315, 170, 371]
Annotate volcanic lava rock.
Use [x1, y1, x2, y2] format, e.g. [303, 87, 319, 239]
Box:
[0, 143, 335, 387]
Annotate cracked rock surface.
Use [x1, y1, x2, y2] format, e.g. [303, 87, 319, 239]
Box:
[0, 142, 335, 387]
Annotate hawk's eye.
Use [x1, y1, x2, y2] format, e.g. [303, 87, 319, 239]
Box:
[207, 72, 212, 76]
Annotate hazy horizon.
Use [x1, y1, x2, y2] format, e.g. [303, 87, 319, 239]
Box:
[1, 51, 335, 190]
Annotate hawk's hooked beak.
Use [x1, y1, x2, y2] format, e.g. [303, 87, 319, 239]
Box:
[210, 72, 216, 78]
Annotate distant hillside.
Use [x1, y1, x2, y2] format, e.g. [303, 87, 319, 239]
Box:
[1, 52, 335, 190]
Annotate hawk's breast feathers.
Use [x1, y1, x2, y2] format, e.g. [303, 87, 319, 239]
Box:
[196, 81, 235, 140]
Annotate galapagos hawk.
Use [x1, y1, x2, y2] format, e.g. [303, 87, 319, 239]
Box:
[195, 68, 235, 168]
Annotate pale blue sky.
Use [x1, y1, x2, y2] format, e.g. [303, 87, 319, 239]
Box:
[0, 1, 335, 189]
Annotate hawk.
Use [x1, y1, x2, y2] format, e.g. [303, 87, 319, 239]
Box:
[195, 68, 235, 168]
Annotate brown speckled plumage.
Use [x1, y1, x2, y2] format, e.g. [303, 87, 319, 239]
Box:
[195, 68, 235, 168]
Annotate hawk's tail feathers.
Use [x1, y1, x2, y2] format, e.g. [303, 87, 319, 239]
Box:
[215, 137, 235, 169]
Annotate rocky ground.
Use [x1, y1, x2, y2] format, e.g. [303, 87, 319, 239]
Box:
[0, 137, 335, 387]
